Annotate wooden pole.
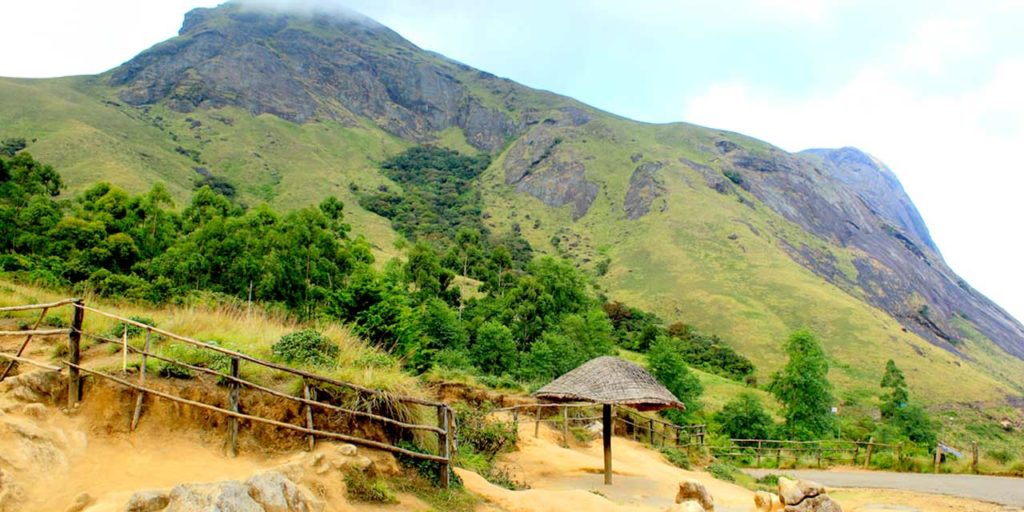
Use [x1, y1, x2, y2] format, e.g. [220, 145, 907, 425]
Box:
[304, 383, 315, 451]
[675, 427, 681, 447]
[67, 300, 84, 409]
[534, 405, 541, 438]
[562, 405, 569, 446]
[853, 443, 860, 465]
[776, 448, 782, 468]
[896, 442, 903, 469]
[0, 306, 49, 382]
[971, 441, 979, 474]
[649, 419, 655, 446]
[438, 406, 451, 488]
[130, 328, 153, 431]
[756, 440, 763, 466]
[227, 357, 240, 457]
[121, 323, 128, 372]
[816, 442, 823, 468]
[933, 444, 942, 473]
[864, 437, 875, 469]
[603, 404, 612, 485]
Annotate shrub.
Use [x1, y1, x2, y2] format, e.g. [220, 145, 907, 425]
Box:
[344, 470, 397, 504]
[987, 448, 1015, 465]
[455, 402, 517, 459]
[660, 447, 691, 469]
[714, 393, 774, 440]
[707, 461, 739, 482]
[272, 329, 338, 367]
[109, 316, 157, 338]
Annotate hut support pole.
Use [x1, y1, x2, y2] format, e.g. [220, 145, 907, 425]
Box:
[603, 403, 612, 485]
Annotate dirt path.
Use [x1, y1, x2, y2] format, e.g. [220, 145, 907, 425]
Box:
[746, 469, 1024, 509]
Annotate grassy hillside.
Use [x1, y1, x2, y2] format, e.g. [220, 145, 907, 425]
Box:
[2, 57, 1022, 422]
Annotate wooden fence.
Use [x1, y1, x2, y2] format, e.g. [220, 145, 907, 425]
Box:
[0, 299, 456, 487]
[712, 438, 902, 469]
[495, 403, 706, 451]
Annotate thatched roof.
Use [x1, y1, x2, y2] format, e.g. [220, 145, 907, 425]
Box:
[533, 356, 685, 411]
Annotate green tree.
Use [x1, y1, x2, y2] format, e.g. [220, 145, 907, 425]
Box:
[471, 321, 517, 375]
[714, 393, 774, 440]
[879, 359, 909, 419]
[648, 336, 703, 423]
[768, 329, 835, 440]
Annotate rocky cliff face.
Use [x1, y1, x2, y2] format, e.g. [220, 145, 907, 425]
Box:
[108, 4, 522, 151]
[714, 144, 1024, 358]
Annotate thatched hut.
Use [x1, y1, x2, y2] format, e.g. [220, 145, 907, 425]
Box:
[533, 356, 684, 485]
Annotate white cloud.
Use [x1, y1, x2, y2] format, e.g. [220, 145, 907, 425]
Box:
[683, 59, 1024, 323]
[898, 18, 983, 74]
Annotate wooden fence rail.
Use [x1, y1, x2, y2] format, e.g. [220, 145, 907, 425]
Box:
[712, 437, 901, 469]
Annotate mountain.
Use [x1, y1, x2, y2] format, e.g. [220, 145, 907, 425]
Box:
[2, 2, 1023, 409]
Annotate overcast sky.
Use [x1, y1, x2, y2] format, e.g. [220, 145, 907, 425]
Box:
[3, 0, 1023, 323]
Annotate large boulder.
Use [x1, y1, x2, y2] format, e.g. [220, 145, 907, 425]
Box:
[125, 489, 170, 512]
[777, 477, 842, 512]
[670, 501, 706, 512]
[246, 471, 324, 512]
[165, 481, 262, 512]
[675, 478, 714, 511]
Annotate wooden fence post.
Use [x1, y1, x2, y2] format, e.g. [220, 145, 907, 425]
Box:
[933, 443, 942, 473]
[649, 419, 655, 446]
[304, 382, 315, 451]
[130, 328, 153, 431]
[562, 406, 569, 446]
[776, 448, 782, 468]
[534, 406, 541, 438]
[67, 300, 84, 409]
[437, 405, 450, 488]
[853, 443, 860, 465]
[971, 441, 979, 474]
[816, 442, 823, 468]
[227, 357, 240, 457]
[675, 427, 681, 448]
[864, 437, 875, 469]
[756, 440, 763, 466]
[896, 442, 903, 469]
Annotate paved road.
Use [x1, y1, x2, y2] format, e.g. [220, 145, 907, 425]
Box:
[745, 469, 1024, 508]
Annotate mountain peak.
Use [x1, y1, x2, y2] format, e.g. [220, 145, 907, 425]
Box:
[108, 1, 524, 150]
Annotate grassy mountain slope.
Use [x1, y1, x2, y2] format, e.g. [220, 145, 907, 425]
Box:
[1, 2, 1022, 419]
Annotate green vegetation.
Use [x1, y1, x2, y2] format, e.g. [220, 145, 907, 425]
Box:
[344, 470, 398, 504]
[769, 329, 835, 440]
[272, 329, 339, 367]
[648, 336, 704, 422]
[714, 392, 773, 440]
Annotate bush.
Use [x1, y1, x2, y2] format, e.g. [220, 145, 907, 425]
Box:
[660, 447, 691, 469]
[707, 461, 739, 482]
[109, 316, 156, 338]
[344, 470, 397, 504]
[987, 448, 1015, 465]
[714, 393, 774, 440]
[272, 329, 339, 367]
[455, 402, 517, 459]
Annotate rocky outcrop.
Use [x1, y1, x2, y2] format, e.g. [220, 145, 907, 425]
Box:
[674, 478, 714, 511]
[711, 141, 1024, 359]
[624, 161, 665, 220]
[109, 4, 522, 151]
[503, 118, 598, 220]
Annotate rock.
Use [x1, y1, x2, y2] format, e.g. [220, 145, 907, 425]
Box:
[754, 490, 777, 511]
[126, 489, 170, 512]
[784, 494, 843, 512]
[0, 371, 64, 404]
[246, 471, 324, 512]
[64, 492, 94, 512]
[675, 478, 714, 511]
[778, 477, 826, 505]
[165, 481, 262, 512]
[336, 444, 357, 457]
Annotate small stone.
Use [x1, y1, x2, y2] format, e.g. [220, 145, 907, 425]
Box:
[126, 489, 170, 512]
[336, 444, 357, 456]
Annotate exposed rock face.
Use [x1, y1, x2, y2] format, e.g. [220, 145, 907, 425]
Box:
[718, 143, 1024, 358]
[503, 117, 599, 220]
[109, 4, 519, 151]
[624, 161, 665, 219]
[131, 471, 324, 512]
